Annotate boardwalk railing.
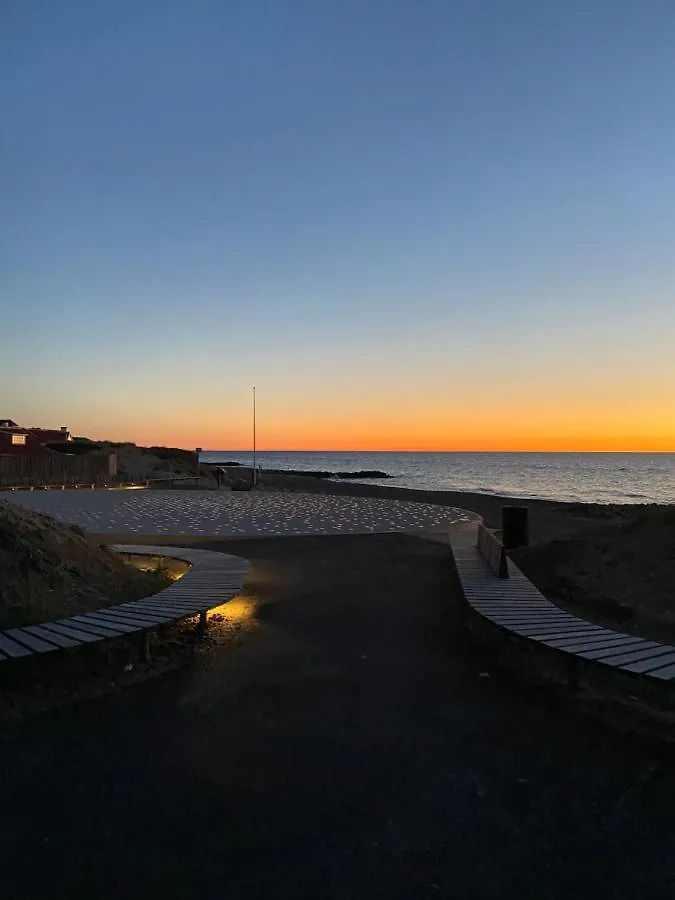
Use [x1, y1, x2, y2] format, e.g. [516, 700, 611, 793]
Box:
[476, 524, 508, 578]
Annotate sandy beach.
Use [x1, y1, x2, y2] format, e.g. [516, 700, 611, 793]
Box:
[254, 471, 675, 645]
[255, 469, 634, 543]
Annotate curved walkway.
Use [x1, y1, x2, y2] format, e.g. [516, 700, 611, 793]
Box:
[450, 524, 675, 682]
[0, 546, 248, 662]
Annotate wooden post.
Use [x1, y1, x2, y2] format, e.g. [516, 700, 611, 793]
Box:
[199, 610, 207, 634]
[567, 657, 579, 692]
[139, 631, 151, 661]
[502, 506, 529, 550]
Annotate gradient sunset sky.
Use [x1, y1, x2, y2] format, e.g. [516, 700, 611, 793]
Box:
[3, 1, 674, 451]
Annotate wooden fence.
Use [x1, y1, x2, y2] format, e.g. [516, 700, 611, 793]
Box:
[0, 453, 117, 487]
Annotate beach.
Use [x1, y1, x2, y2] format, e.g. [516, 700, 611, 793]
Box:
[5, 467, 674, 673]
[253, 470, 675, 645]
[254, 468, 633, 543]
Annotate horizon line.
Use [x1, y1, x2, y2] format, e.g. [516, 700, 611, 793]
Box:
[197, 448, 675, 454]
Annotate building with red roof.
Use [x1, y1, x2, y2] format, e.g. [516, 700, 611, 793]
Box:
[0, 419, 72, 456]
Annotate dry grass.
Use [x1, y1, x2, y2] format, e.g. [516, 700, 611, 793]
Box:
[0, 500, 171, 629]
[513, 507, 675, 643]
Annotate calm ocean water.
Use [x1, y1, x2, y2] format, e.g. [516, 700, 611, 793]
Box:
[200, 451, 675, 505]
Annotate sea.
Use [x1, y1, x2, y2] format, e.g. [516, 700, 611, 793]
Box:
[199, 451, 675, 506]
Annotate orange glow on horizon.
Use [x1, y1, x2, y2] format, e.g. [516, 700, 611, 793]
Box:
[83, 425, 675, 454]
[77, 387, 675, 454]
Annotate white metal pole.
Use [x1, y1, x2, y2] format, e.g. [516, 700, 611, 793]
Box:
[252, 386, 256, 485]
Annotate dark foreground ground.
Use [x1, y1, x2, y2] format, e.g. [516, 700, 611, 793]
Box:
[2, 533, 675, 899]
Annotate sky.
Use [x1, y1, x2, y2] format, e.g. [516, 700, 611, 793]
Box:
[2, 0, 675, 451]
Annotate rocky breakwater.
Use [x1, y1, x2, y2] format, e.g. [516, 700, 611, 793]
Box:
[205, 464, 393, 491]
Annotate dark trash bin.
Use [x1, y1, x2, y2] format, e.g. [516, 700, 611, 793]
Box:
[502, 505, 529, 549]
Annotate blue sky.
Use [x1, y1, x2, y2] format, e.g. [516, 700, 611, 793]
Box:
[2, 1, 675, 449]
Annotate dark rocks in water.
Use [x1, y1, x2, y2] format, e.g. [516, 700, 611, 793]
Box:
[278, 469, 391, 480]
[335, 471, 391, 480]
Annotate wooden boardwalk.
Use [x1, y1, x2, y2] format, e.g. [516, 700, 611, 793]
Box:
[0, 545, 249, 662]
[449, 525, 675, 681]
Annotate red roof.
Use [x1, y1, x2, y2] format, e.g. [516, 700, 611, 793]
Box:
[0, 420, 71, 454]
[27, 428, 71, 443]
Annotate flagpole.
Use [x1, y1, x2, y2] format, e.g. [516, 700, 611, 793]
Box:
[252, 386, 256, 486]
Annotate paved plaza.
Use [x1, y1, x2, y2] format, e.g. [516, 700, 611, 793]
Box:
[3, 488, 474, 536]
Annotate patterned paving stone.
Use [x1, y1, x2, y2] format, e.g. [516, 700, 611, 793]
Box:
[4, 489, 473, 537]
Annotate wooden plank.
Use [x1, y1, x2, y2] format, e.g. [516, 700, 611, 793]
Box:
[621, 651, 675, 674]
[131, 600, 194, 616]
[134, 608, 184, 621]
[5, 628, 60, 653]
[466, 594, 544, 602]
[106, 607, 170, 624]
[470, 599, 553, 608]
[465, 584, 546, 592]
[518, 628, 609, 642]
[486, 613, 575, 623]
[76, 613, 142, 632]
[543, 635, 645, 652]
[0, 632, 34, 659]
[507, 616, 599, 631]
[113, 607, 175, 623]
[23, 624, 81, 648]
[467, 596, 548, 605]
[186, 570, 247, 577]
[464, 582, 543, 591]
[131, 595, 204, 607]
[645, 662, 675, 680]
[470, 595, 547, 602]
[486, 614, 577, 625]
[40, 622, 102, 644]
[513, 623, 606, 638]
[175, 577, 246, 585]
[575, 641, 662, 661]
[131, 603, 189, 617]
[120, 600, 199, 614]
[473, 607, 557, 615]
[60, 617, 127, 638]
[484, 617, 579, 630]
[96, 610, 168, 627]
[120, 596, 199, 608]
[492, 622, 584, 634]
[596, 646, 675, 667]
[71, 614, 138, 634]
[471, 605, 555, 614]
